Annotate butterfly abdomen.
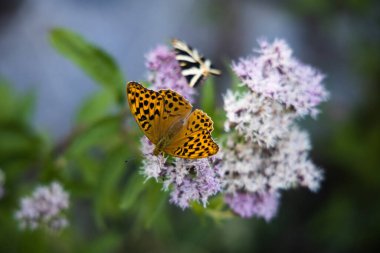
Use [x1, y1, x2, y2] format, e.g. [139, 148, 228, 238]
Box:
[153, 142, 163, 156]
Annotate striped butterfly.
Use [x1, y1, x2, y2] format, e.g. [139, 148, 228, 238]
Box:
[171, 39, 221, 88]
[127, 81, 219, 159]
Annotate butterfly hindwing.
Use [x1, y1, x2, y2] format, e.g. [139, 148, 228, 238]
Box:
[182, 109, 214, 135]
[164, 109, 218, 158]
[164, 130, 219, 159]
[126, 82, 164, 144]
[171, 38, 221, 87]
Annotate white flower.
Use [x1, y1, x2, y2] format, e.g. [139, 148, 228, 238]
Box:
[232, 38, 329, 117]
[221, 39, 326, 220]
[140, 137, 221, 209]
[224, 90, 296, 147]
[220, 127, 322, 195]
[225, 191, 280, 220]
[15, 182, 69, 231]
[167, 158, 221, 209]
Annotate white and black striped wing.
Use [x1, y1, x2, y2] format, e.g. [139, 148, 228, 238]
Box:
[171, 39, 221, 87]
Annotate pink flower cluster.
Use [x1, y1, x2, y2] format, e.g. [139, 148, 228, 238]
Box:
[15, 182, 69, 231]
[232, 38, 329, 117]
[140, 137, 221, 209]
[221, 39, 328, 220]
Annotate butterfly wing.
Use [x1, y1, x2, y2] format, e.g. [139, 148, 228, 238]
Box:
[164, 130, 219, 159]
[126, 82, 164, 144]
[158, 89, 192, 136]
[171, 38, 221, 87]
[164, 109, 219, 158]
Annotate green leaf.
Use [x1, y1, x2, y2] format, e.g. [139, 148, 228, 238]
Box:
[82, 233, 122, 253]
[94, 144, 131, 227]
[0, 84, 16, 122]
[145, 192, 167, 228]
[0, 128, 38, 158]
[65, 115, 122, 156]
[76, 154, 102, 186]
[200, 77, 216, 117]
[17, 90, 36, 123]
[76, 90, 115, 125]
[120, 171, 146, 210]
[49, 28, 125, 103]
[0, 81, 36, 123]
[139, 181, 168, 229]
[191, 200, 234, 222]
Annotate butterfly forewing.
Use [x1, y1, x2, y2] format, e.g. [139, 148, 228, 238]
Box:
[126, 82, 164, 144]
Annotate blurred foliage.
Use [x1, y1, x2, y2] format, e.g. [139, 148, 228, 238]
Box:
[50, 28, 125, 104]
[1, 0, 380, 250]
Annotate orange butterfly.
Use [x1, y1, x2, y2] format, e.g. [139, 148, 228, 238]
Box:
[126, 81, 219, 158]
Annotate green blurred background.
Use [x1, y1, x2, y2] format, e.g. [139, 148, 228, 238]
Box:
[0, 0, 379, 252]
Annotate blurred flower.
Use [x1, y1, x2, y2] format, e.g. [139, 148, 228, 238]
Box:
[15, 182, 69, 231]
[225, 191, 279, 220]
[145, 45, 196, 101]
[0, 169, 5, 199]
[140, 137, 167, 180]
[140, 137, 221, 209]
[166, 158, 221, 209]
[221, 38, 328, 220]
[220, 127, 323, 195]
[232, 38, 329, 118]
[224, 90, 296, 147]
